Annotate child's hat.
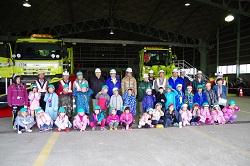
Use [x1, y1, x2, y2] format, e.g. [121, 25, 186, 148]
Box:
[20, 107, 28, 113]
[206, 82, 211, 86]
[193, 103, 199, 107]
[95, 68, 101, 73]
[166, 85, 172, 89]
[181, 104, 188, 108]
[146, 107, 153, 112]
[143, 74, 149, 79]
[158, 70, 164, 74]
[149, 70, 154, 74]
[76, 71, 83, 76]
[94, 105, 101, 110]
[110, 69, 116, 74]
[176, 84, 182, 88]
[63, 84, 69, 89]
[32, 84, 38, 88]
[213, 102, 219, 108]
[122, 105, 130, 112]
[197, 85, 203, 89]
[78, 108, 85, 113]
[62, 70, 69, 76]
[112, 87, 119, 92]
[80, 83, 87, 88]
[155, 102, 162, 106]
[146, 88, 152, 92]
[109, 106, 116, 113]
[202, 102, 209, 107]
[58, 107, 66, 113]
[168, 103, 174, 107]
[48, 84, 55, 89]
[228, 100, 236, 105]
[187, 85, 192, 89]
[35, 107, 43, 114]
[102, 85, 109, 90]
[126, 86, 133, 91]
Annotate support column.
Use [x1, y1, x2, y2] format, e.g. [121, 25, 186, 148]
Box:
[216, 28, 219, 73]
[236, 16, 240, 78]
[199, 40, 207, 74]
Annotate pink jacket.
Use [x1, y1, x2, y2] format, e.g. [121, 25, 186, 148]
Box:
[36, 113, 53, 129]
[120, 112, 133, 124]
[200, 108, 211, 118]
[73, 114, 89, 129]
[222, 106, 240, 116]
[107, 115, 120, 124]
[28, 92, 41, 110]
[7, 83, 28, 106]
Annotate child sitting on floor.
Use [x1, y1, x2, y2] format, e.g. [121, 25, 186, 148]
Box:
[107, 106, 120, 130]
[14, 107, 35, 134]
[191, 103, 201, 125]
[138, 107, 154, 128]
[180, 104, 192, 127]
[55, 107, 72, 132]
[73, 108, 89, 131]
[35, 107, 53, 132]
[120, 106, 133, 130]
[222, 100, 240, 124]
[200, 102, 211, 124]
[164, 103, 182, 128]
[90, 105, 106, 131]
[151, 103, 164, 125]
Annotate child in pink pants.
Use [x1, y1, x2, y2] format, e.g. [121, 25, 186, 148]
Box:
[210, 103, 226, 125]
[222, 100, 240, 124]
[90, 105, 106, 131]
[200, 102, 211, 124]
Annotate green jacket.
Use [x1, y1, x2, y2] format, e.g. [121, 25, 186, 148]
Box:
[138, 81, 152, 102]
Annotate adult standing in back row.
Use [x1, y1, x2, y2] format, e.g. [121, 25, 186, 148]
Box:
[179, 68, 191, 93]
[90, 68, 105, 107]
[35, 70, 48, 110]
[152, 70, 168, 94]
[168, 68, 183, 90]
[106, 69, 121, 97]
[192, 71, 207, 93]
[121, 68, 137, 97]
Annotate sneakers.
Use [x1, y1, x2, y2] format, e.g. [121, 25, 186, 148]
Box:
[122, 127, 125, 130]
[56, 129, 62, 132]
[114, 127, 118, 130]
[173, 123, 179, 127]
[39, 130, 43, 133]
[109, 127, 113, 130]
[191, 122, 195, 125]
[138, 125, 142, 129]
[229, 121, 234, 124]
[65, 128, 70, 132]
[26, 129, 32, 133]
[17, 130, 22, 134]
[92, 127, 96, 131]
[101, 127, 107, 131]
[129, 127, 132, 130]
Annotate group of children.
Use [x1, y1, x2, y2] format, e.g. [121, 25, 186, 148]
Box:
[14, 78, 240, 134]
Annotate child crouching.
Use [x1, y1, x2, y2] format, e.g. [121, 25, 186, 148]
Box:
[191, 103, 201, 125]
[180, 104, 192, 126]
[55, 107, 72, 132]
[120, 106, 133, 130]
[14, 107, 35, 134]
[164, 103, 182, 128]
[35, 107, 53, 132]
[73, 108, 89, 131]
[210, 103, 226, 125]
[90, 106, 107, 131]
[107, 106, 120, 130]
[138, 107, 154, 128]
[151, 103, 164, 125]
[200, 102, 211, 124]
[222, 100, 240, 124]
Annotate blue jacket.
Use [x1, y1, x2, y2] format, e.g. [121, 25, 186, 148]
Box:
[165, 89, 178, 110]
[105, 77, 121, 97]
[142, 94, 156, 112]
[122, 92, 137, 116]
[90, 112, 105, 123]
[44, 92, 58, 121]
[180, 76, 190, 93]
[212, 85, 227, 100]
[193, 91, 208, 107]
[72, 88, 93, 114]
[175, 90, 184, 111]
[168, 77, 184, 90]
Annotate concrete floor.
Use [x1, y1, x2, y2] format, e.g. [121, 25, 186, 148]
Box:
[0, 96, 250, 166]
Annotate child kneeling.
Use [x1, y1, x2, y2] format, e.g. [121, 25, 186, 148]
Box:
[73, 108, 89, 131]
[138, 107, 154, 128]
[164, 103, 182, 128]
[90, 106, 107, 131]
[152, 103, 164, 125]
[120, 106, 133, 130]
[14, 107, 36, 134]
[36, 107, 53, 132]
[55, 107, 72, 132]
[107, 106, 120, 130]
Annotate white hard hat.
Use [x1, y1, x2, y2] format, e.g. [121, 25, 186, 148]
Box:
[172, 68, 178, 73]
[176, 84, 182, 88]
[146, 88, 152, 92]
[158, 70, 164, 74]
[149, 70, 154, 74]
[197, 71, 203, 74]
[95, 68, 101, 73]
[110, 69, 116, 74]
[143, 74, 149, 79]
[126, 68, 133, 72]
[62, 70, 69, 76]
[180, 68, 185, 72]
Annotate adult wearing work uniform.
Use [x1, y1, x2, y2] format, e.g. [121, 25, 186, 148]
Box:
[105, 69, 121, 97]
[57, 70, 73, 95]
[148, 70, 155, 85]
[121, 67, 137, 97]
[35, 70, 48, 110]
[179, 68, 191, 93]
[7, 74, 28, 126]
[192, 71, 207, 93]
[152, 70, 168, 93]
[90, 68, 105, 107]
[168, 68, 183, 90]
[138, 74, 152, 117]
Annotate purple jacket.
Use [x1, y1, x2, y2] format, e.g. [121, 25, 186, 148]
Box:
[7, 83, 28, 106]
[142, 94, 156, 112]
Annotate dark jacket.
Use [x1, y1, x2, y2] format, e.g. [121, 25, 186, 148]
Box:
[180, 76, 190, 93]
[192, 78, 207, 93]
[90, 76, 105, 99]
[138, 81, 152, 102]
[155, 92, 167, 109]
[205, 89, 217, 107]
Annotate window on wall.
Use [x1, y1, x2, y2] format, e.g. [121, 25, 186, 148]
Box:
[218, 64, 250, 74]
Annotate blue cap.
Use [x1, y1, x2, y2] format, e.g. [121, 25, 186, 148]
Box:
[78, 108, 85, 113]
[80, 84, 87, 88]
[35, 107, 43, 114]
[20, 107, 27, 113]
[48, 84, 55, 89]
[94, 105, 100, 110]
[58, 107, 66, 113]
[146, 107, 153, 112]
[63, 84, 69, 89]
[32, 84, 38, 88]
[76, 71, 83, 76]
[202, 102, 209, 107]
[197, 85, 203, 89]
[102, 85, 109, 90]
[109, 106, 116, 113]
[166, 85, 172, 89]
[228, 100, 236, 105]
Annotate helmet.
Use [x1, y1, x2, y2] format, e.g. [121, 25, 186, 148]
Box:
[126, 68, 133, 73]
[95, 68, 101, 73]
[110, 69, 116, 74]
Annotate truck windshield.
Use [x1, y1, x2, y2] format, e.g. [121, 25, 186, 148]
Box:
[144, 50, 168, 66]
[0, 42, 10, 58]
[15, 42, 65, 60]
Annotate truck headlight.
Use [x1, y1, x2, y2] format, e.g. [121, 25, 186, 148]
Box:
[56, 54, 60, 59]
[51, 54, 55, 59]
[17, 54, 21, 58]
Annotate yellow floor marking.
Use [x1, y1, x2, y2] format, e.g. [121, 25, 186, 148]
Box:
[33, 132, 60, 166]
[187, 127, 250, 158]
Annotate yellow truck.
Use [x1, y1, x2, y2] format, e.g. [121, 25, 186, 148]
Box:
[139, 47, 176, 80]
[0, 42, 13, 79]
